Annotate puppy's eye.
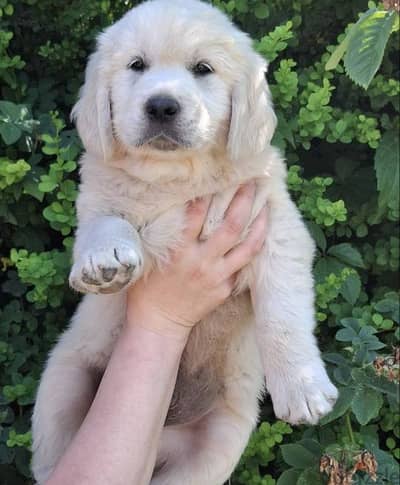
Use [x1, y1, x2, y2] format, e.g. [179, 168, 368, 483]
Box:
[128, 57, 146, 72]
[192, 62, 214, 76]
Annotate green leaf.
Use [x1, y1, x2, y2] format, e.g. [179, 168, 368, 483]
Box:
[23, 179, 45, 202]
[41, 133, 56, 143]
[277, 469, 301, 485]
[363, 339, 386, 351]
[274, 113, 295, 149]
[327, 243, 365, 268]
[319, 387, 354, 425]
[352, 368, 399, 402]
[38, 180, 58, 192]
[351, 387, 383, 425]
[340, 317, 361, 332]
[305, 221, 326, 252]
[281, 444, 318, 469]
[298, 439, 323, 457]
[297, 467, 324, 485]
[344, 9, 397, 89]
[371, 446, 400, 483]
[392, 12, 399, 32]
[374, 298, 400, 323]
[336, 327, 357, 342]
[0, 442, 15, 465]
[374, 130, 399, 212]
[0, 123, 22, 144]
[313, 256, 345, 284]
[323, 352, 349, 366]
[0, 100, 21, 120]
[254, 3, 269, 19]
[42, 144, 59, 155]
[63, 160, 77, 172]
[325, 34, 350, 70]
[340, 272, 361, 304]
[236, 0, 249, 13]
[334, 364, 353, 386]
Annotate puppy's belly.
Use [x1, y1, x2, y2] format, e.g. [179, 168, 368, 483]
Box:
[166, 364, 222, 425]
[166, 292, 253, 426]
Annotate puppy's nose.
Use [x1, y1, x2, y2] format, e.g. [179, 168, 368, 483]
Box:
[145, 96, 181, 122]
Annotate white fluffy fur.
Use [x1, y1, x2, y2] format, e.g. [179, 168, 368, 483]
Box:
[31, 1, 338, 484]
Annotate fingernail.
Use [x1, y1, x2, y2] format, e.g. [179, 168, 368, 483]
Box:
[256, 206, 267, 223]
[239, 180, 255, 193]
[262, 206, 268, 220]
[189, 197, 202, 206]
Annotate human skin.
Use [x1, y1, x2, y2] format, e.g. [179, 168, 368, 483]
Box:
[45, 182, 267, 485]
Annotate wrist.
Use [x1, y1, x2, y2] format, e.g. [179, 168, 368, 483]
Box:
[126, 301, 192, 345]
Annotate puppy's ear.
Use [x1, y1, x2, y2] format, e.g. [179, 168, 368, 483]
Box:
[227, 54, 276, 161]
[71, 49, 114, 160]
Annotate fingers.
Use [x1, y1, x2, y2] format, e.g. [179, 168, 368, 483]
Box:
[183, 196, 212, 241]
[205, 182, 256, 257]
[215, 273, 238, 303]
[223, 206, 267, 276]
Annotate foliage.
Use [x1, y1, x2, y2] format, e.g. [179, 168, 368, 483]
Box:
[326, 3, 399, 89]
[0, 0, 399, 484]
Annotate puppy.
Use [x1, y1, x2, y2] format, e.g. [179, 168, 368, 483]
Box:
[31, 1, 338, 483]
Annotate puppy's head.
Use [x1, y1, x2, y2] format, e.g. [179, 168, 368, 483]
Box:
[72, 0, 276, 165]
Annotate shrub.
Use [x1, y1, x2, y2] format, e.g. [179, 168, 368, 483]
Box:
[0, 1, 398, 483]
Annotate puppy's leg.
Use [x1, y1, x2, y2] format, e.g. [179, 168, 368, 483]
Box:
[152, 319, 263, 485]
[31, 350, 99, 484]
[250, 194, 338, 425]
[70, 215, 144, 294]
[151, 405, 253, 485]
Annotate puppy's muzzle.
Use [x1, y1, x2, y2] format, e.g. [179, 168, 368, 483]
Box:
[145, 95, 181, 123]
[142, 95, 185, 150]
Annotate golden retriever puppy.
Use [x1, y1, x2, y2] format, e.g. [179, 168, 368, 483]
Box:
[31, 1, 338, 483]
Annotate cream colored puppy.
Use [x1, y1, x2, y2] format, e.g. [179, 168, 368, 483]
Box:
[31, 1, 338, 483]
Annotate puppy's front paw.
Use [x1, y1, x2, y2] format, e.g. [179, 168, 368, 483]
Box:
[69, 243, 143, 294]
[268, 360, 338, 425]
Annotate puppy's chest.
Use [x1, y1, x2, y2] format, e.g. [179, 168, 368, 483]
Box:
[98, 165, 256, 226]
[115, 187, 187, 224]
[111, 178, 271, 251]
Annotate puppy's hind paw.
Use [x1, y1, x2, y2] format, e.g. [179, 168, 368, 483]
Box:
[69, 244, 143, 294]
[268, 360, 338, 426]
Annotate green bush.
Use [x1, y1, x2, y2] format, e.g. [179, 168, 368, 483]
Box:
[0, 1, 399, 483]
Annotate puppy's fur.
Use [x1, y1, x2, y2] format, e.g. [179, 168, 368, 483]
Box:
[32, 1, 338, 483]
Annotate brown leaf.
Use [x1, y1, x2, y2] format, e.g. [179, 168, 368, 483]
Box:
[383, 0, 400, 12]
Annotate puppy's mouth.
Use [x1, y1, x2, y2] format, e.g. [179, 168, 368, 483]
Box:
[147, 134, 181, 151]
[136, 126, 193, 152]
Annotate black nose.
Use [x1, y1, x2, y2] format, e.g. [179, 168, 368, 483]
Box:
[145, 96, 181, 122]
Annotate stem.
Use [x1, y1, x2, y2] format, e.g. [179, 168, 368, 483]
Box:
[346, 412, 355, 445]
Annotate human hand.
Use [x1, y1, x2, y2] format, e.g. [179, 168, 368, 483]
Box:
[126, 182, 267, 340]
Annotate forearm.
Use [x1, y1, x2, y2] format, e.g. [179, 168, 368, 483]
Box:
[46, 314, 188, 485]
